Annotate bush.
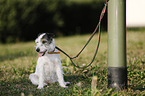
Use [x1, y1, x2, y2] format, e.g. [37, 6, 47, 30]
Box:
[60, 1, 107, 36]
[0, 0, 65, 43]
[0, 0, 107, 43]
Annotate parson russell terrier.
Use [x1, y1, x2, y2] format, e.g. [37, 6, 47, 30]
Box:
[29, 33, 69, 89]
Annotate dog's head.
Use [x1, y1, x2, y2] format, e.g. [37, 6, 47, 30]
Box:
[35, 33, 55, 57]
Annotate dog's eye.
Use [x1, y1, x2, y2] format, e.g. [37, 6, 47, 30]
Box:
[42, 40, 47, 44]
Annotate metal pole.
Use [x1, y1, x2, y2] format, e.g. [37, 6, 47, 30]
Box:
[108, 0, 127, 91]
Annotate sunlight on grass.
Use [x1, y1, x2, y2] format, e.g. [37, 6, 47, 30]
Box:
[0, 31, 145, 95]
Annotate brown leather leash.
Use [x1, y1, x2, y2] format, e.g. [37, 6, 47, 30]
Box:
[56, 0, 108, 69]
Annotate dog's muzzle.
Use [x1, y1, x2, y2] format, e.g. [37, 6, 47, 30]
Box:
[36, 48, 40, 52]
[36, 48, 47, 57]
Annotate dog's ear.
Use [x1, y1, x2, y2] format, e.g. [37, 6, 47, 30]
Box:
[46, 33, 55, 38]
[38, 33, 43, 37]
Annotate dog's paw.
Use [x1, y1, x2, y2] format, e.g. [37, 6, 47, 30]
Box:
[65, 82, 70, 85]
[44, 83, 47, 86]
[46, 86, 49, 88]
[37, 86, 44, 89]
[60, 85, 68, 88]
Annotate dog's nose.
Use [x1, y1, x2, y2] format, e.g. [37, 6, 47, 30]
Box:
[36, 48, 40, 52]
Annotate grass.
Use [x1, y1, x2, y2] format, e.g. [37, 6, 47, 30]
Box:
[0, 31, 145, 96]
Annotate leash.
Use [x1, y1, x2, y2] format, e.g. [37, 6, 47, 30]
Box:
[56, 0, 108, 69]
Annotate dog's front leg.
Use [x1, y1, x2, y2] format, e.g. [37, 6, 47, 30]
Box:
[56, 65, 67, 88]
[37, 65, 45, 89]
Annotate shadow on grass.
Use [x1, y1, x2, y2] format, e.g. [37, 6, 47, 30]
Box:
[65, 74, 88, 83]
[0, 52, 36, 62]
[0, 74, 90, 96]
[0, 78, 33, 96]
[129, 85, 145, 92]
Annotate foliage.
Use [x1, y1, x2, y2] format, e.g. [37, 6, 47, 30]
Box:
[0, 0, 107, 43]
[0, 0, 65, 43]
[0, 31, 145, 95]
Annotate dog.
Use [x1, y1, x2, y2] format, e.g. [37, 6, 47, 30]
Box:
[29, 33, 69, 89]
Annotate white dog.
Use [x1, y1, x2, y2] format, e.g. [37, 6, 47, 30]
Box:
[29, 33, 69, 89]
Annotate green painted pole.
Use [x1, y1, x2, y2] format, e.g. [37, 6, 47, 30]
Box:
[108, 0, 127, 90]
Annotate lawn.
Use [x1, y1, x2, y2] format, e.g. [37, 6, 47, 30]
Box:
[0, 31, 145, 95]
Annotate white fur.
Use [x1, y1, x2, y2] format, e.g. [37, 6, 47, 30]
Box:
[29, 33, 69, 89]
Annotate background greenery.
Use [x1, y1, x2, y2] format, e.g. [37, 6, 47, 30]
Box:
[0, 31, 145, 95]
[0, 0, 107, 43]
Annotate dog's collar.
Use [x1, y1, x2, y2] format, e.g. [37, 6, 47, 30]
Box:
[48, 49, 60, 54]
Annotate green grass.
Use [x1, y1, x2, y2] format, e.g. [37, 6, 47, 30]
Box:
[0, 31, 145, 96]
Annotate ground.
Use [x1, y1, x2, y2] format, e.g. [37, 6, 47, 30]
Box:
[0, 31, 145, 95]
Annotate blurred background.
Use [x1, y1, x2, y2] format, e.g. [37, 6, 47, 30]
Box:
[0, 0, 144, 43]
[0, 0, 107, 43]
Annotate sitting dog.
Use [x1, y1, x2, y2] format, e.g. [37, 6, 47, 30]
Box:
[29, 33, 69, 89]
